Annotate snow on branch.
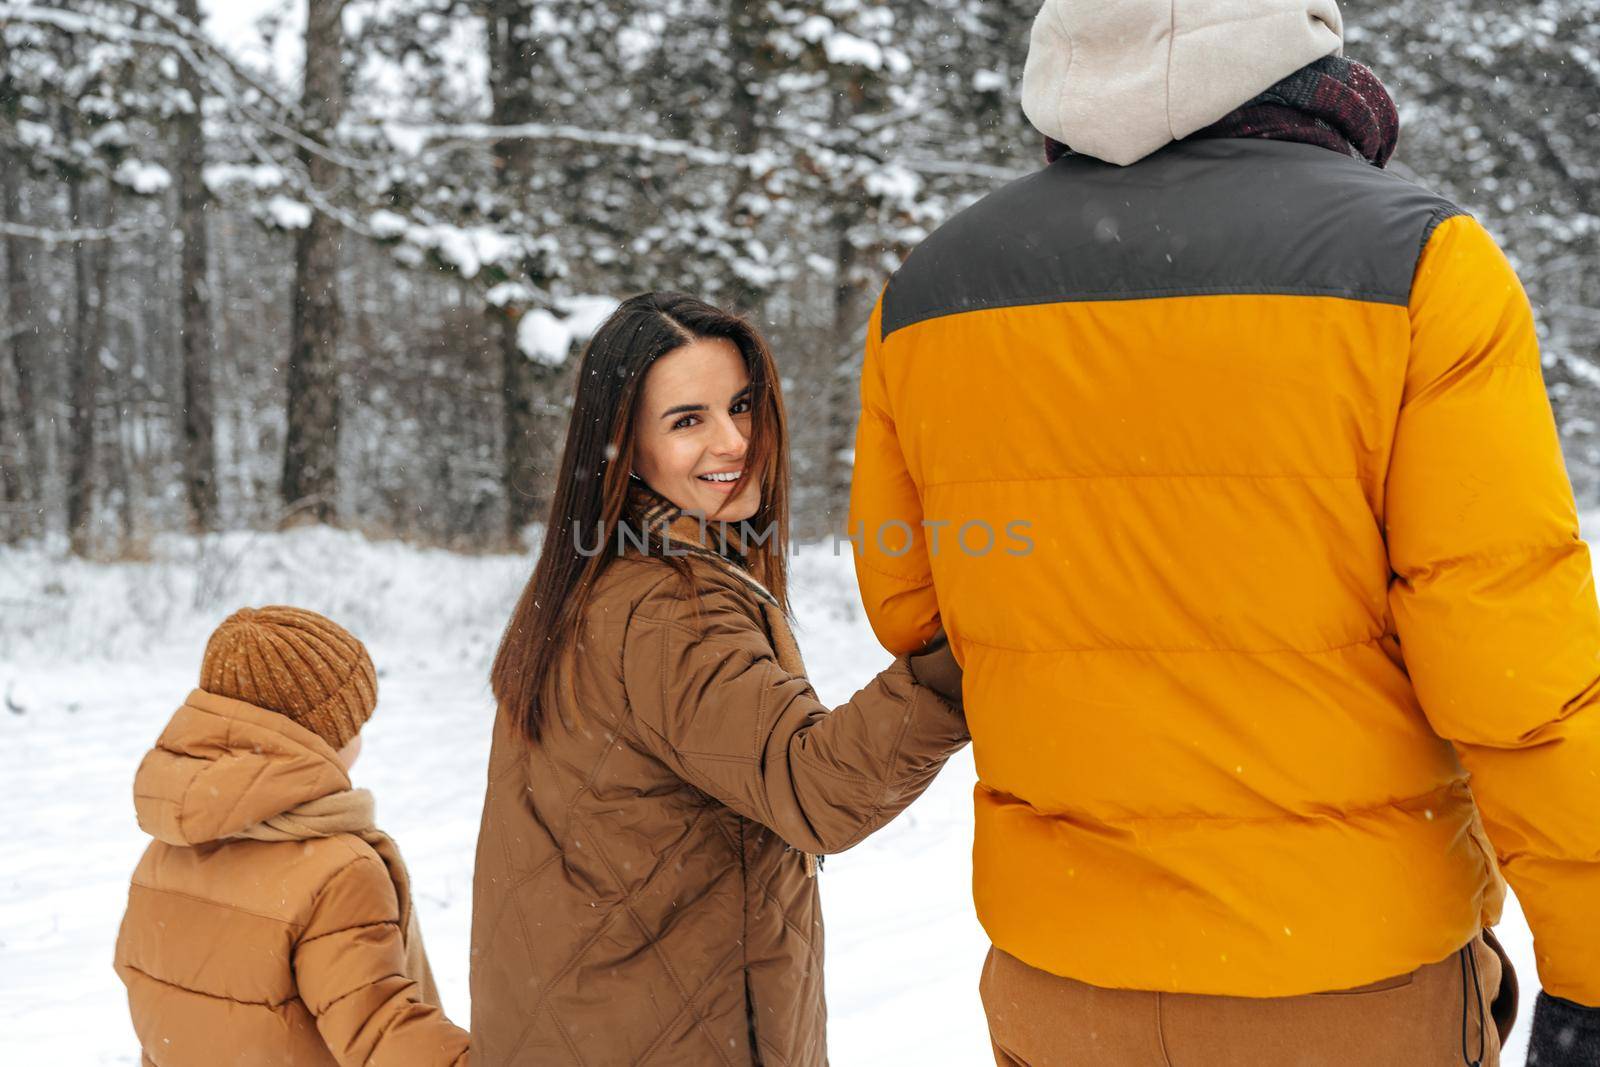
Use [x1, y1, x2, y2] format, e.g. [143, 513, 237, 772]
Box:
[0, 2, 379, 174]
[0, 219, 155, 243]
[517, 295, 621, 366]
[378, 119, 1023, 184]
[388, 121, 752, 170]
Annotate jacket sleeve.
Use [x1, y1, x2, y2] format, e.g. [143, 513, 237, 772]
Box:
[1388, 212, 1600, 1007]
[622, 573, 969, 855]
[294, 853, 470, 1066]
[848, 291, 942, 654]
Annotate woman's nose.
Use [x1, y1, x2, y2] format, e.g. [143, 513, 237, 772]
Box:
[712, 415, 749, 458]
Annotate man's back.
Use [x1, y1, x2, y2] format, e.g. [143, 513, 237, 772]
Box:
[849, 135, 1600, 1004]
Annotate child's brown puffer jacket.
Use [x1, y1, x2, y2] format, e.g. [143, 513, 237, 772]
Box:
[114, 689, 469, 1067]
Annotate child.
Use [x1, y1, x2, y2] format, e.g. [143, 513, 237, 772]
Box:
[114, 606, 468, 1066]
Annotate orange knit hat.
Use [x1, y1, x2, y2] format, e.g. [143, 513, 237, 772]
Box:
[199, 606, 377, 751]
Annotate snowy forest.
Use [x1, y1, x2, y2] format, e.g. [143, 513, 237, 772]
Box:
[3, 4, 1599, 1064]
[0, 0, 1597, 556]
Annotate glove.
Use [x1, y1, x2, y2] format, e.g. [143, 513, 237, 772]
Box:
[1528, 990, 1600, 1066]
[908, 628, 963, 709]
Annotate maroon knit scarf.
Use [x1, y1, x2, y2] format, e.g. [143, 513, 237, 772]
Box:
[1044, 55, 1400, 168]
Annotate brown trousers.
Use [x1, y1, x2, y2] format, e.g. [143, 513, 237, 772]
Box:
[981, 933, 1516, 1067]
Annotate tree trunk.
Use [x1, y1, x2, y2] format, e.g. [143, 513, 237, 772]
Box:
[108, 337, 136, 550]
[1, 150, 40, 543]
[498, 315, 542, 539]
[175, 0, 219, 532]
[67, 180, 111, 557]
[281, 0, 346, 526]
[721, 0, 769, 313]
[0, 165, 20, 539]
[486, 0, 548, 543]
[824, 82, 873, 530]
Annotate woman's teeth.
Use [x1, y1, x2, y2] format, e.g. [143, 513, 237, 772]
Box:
[698, 472, 741, 482]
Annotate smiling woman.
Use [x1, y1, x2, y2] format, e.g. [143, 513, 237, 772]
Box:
[473, 291, 969, 1066]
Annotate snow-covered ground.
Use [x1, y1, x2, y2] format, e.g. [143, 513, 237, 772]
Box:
[0, 528, 1538, 1064]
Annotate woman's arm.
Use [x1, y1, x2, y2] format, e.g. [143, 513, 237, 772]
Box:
[622, 574, 967, 855]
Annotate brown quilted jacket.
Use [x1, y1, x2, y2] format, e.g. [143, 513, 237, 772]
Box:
[470, 551, 968, 1066]
[114, 689, 470, 1067]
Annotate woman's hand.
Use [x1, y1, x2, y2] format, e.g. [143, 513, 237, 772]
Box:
[909, 628, 963, 709]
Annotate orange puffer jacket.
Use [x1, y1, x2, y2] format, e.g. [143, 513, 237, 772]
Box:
[849, 137, 1600, 1006]
[114, 690, 469, 1066]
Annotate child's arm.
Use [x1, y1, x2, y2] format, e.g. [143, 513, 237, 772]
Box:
[295, 852, 470, 1066]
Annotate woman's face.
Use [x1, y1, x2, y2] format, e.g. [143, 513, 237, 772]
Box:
[632, 336, 761, 522]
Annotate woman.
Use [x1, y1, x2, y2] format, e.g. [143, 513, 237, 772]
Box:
[471, 292, 968, 1066]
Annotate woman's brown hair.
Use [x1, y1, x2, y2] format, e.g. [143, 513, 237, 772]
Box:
[491, 292, 792, 742]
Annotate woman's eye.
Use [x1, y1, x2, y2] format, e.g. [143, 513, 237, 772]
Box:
[672, 414, 699, 431]
[730, 399, 751, 416]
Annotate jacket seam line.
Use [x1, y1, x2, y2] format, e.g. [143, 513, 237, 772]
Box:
[127, 880, 304, 927]
[1411, 205, 1470, 302]
[851, 556, 930, 583]
[753, 654, 779, 830]
[739, 821, 756, 1066]
[117, 959, 278, 1008]
[561, 731, 627, 829]
[343, 984, 415, 1053]
[1395, 536, 1581, 583]
[832, 688, 922, 851]
[757, 1036, 795, 1066]
[673, 748, 884, 792]
[213, 720, 272, 836]
[961, 633, 1384, 656]
[499, 805, 719, 1061]
[303, 854, 389, 929]
[883, 286, 1408, 340]
[493, 849, 565, 899]
[584, 828, 711, 1065]
[547, 1008, 589, 1067]
[923, 471, 1363, 489]
[751, 873, 816, 948]
[787, 751, 882, 788]
[635, 941, 748, 1066]
[296, 918, 398, 949]
[494, 815, 570, 1066]
[1397, 361, 1547, 415]
[313, 971, 406, 1020]
[985, 780, 1464, 828]
[496, 908, 626, 1064]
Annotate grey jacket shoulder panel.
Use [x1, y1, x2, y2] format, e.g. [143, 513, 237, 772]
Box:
[881, 138, 1465, 341]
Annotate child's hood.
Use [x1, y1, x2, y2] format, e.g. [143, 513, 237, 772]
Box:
[132, 689, 353, 846]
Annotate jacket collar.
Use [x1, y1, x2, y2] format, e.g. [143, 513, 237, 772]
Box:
[623, 477, 780, 610]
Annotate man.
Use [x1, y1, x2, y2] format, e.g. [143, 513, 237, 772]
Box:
[848, 1, 1600, 1063]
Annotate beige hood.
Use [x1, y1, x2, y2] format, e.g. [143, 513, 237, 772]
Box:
[132, 688, 351, 846]
[1021, 0, 1344, 166]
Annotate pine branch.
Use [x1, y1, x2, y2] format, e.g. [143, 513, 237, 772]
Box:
[0, 2, 381, 173]
[381, 119, 1025, 182]
[0, 219, 153, 242]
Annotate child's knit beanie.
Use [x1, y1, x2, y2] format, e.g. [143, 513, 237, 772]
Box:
[200, 606, 377, 750]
